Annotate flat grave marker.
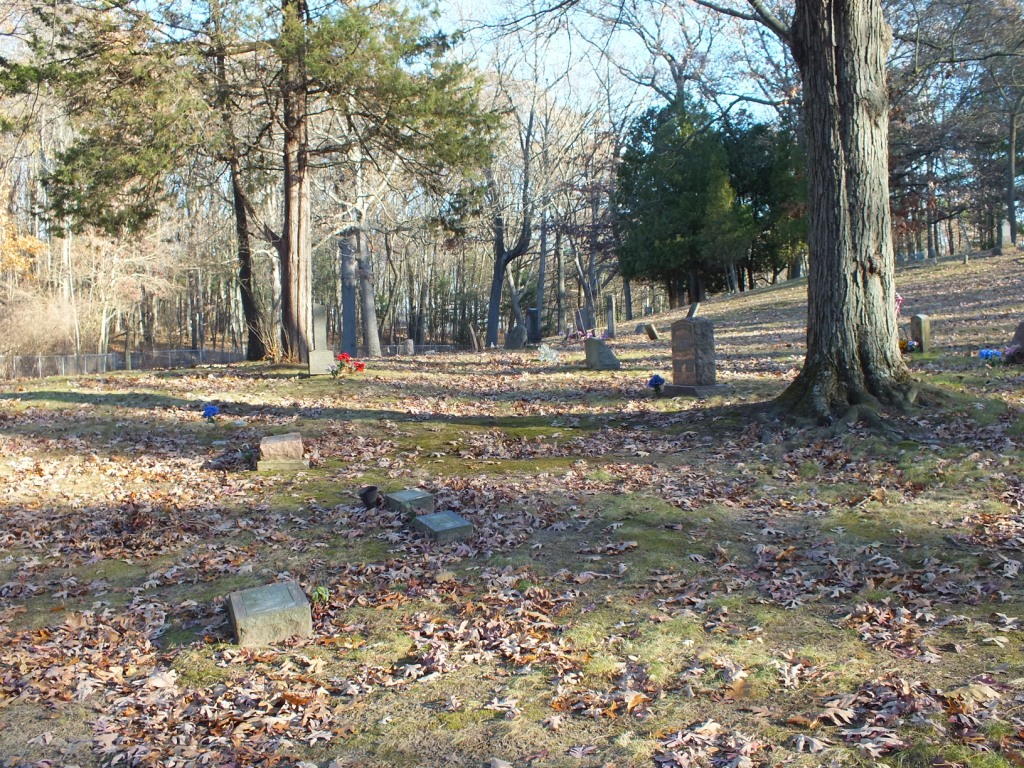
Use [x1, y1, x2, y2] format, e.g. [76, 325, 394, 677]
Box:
[413, 510, 474, 544]
[386, 488, 435, 517]
[228, 581, 313, 647]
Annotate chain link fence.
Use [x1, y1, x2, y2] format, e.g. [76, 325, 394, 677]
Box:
[0, 348, 245, 380]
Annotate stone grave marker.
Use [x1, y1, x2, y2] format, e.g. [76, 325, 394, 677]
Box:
[386, 488, 434, 517]
[634, 323, 646, 335]
[605, 295, 616, 338]
[526, 308, 542, 343]
[413, 510, 474, 544]
[400, 338, 416, 355]
[584, 337, 620, 370]
[228, 581, 312, 647]
[307, 303, 335, 376]
[663, 318, 723, 397]
[686, 301, 701, 319]
[644, 323, 660, 341]
[910, 314, 931, 353]
[506, 324, 528, 350]
[257, 432, 308, 471]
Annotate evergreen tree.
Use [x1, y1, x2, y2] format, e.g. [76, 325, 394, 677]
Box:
[614, 100, 752, 306]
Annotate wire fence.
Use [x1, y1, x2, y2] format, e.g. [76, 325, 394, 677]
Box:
[0, 348, 246, 380]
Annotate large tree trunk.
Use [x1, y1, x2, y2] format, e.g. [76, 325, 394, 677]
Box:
[777, 0, 911, 421]
[357, 231, 382, 357]
[340, 232, 358, 356]
[281, 0, 312, 363]
[229, 159, 267, 361]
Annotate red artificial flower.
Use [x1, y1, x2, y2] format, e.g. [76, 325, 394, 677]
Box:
[337, 352, 351, 362]
[354, 361, 366, 372]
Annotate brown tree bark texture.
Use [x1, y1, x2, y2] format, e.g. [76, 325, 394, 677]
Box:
[782, 0, 911, 419]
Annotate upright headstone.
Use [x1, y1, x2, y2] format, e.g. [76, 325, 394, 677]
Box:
[401, 338, 416, 356]
[506, 324, 528, 350]
[308, 303, 335, 375]
[526, 308, 542, 344]
[663, 318, 722, 397]
[910, 314, 931, 353]
[686, 302, 701, 319]
[584, 337, 620, 370]
[999, 219, 1012, 253]
[605, 295, 616, 339]
[258, 432, 309, 471]
[228, 581, 313, 647]
[643, 306, 654, 317]
[644, 324, 660, 341]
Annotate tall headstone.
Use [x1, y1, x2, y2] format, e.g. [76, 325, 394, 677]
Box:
[605, 295, 616, 339]
[644, 324, 660, 341]
[526, 308, 542, 343]
[910, 314, 931, 353]
[584, 337, 620, 370]
[400, 338, 416, 356]
[999, 219, 1012, 253]
[308, 303, 335, 375]
[663, 318, 721, 397]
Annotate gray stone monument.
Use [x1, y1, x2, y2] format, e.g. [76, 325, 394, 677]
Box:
[386, 488, 435, 518]
[910, 314, 931, 353]
[526, 308, 542, 343]
[584, 337, 620, 370]
[605, 295, 616, 339]
[228, 581, 313, 647]
[505, 325, 528, 350]
[663, 318, 722, 397]
[413, 511, 474, 544]
[644, 323, 660, 341]
[400, 338, 416, 356]
[999, 219, 1012, 253]
[634, 323, 646, 335]
[257, 432, 308, 471]
[307, 303, 335, 376]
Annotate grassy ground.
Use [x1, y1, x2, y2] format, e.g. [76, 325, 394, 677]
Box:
[0, 251, 1022, 768]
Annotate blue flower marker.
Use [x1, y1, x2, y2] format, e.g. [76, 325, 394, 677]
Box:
[979, 349, 1003, 360]
[647, 374, 666, 396]
[202, 405, 220, 422]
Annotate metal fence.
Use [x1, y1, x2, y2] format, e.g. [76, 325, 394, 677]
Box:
[381, 344, 457, 356]
[0, 348, 246, 380]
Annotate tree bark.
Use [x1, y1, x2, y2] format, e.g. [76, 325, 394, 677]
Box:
[340, 232, 358, 356]
[281, 0, 312, 363]
[357, 231, 382, 357]
[229, 159, 267, 361]
[776, 0, 912, 421]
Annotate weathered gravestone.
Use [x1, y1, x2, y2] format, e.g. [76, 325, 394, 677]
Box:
[644, 323, 660, 341]
[526, 308, 542, 344]
[910, 314, 932, 353]
[605, 296, 616, 339]
[584, 337, 620, 370]
[386, 488, 435, 518]
[999, 219, 1013, 253]
[662, 318, 723, 397]
[307, 303, 335, 376]
[634, 323, 646, 335]
[1008, 320, 1024, 363]
[227, 581, 312, 647]
[413, 510, 474, 544]
[400, 338, 416, 356]
[506, 324, 528, 350]
[257, 432, 308, 471]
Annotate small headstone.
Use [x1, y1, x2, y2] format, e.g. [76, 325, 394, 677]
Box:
[227, 581, 312, 647]
[400, 338, 416, 355]
[643, 305, 654, 317]
[413, 510, 474, 544]
[999, 219, 1012, 252]
[663, 318, 723, 397]
[686, 302, 700, 319]
[584, 337, 620, 370]
[308, 304, 335, 375]
[258, 432, 308, 471]
[910, 314, 931, 353]
[644, 323, 660, 341]
[634, 323, 646, 335]
[505, 324, 528, 350]
[605, 295, 616, 339]
[386, 488, 434, 517]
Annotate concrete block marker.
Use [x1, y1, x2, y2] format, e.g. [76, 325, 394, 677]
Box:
[386, 488, 435, 517]
[413, 511, 474, 544]
[228, 581, 312, 647]
[257, 432, 308, 471]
